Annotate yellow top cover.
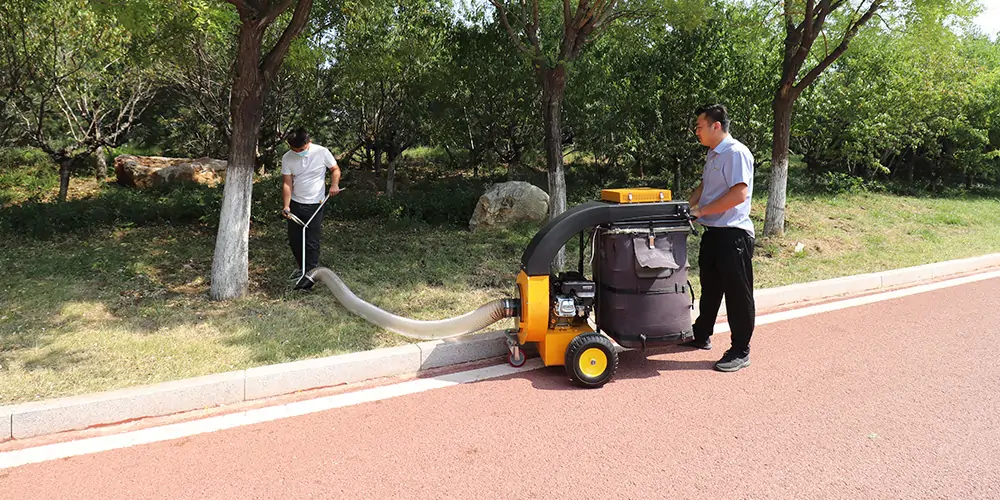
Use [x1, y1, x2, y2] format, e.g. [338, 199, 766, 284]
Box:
[601, 188, 672, 204]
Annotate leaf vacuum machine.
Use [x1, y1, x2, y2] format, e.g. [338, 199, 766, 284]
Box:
[308, 188, 697, 388]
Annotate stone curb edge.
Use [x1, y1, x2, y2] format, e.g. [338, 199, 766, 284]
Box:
[3, 252, 1000, 441]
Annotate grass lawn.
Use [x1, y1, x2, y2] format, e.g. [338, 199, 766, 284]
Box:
[2, 154, 999, 404]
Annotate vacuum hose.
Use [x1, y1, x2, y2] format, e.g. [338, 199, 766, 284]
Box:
[307, 267, 520, 340]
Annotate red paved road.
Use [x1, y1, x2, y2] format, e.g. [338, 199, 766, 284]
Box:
[3, 278, 1000, 499]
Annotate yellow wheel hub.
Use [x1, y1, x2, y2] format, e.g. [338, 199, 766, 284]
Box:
[578, 347, 608, 378]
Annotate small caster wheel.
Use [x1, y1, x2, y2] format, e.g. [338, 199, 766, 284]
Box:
[565, 332, 618, 388]
[508, 348, 526, 367]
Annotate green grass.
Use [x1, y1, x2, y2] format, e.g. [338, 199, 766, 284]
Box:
[1, 151, 999, 404]
[0, 148, 61, 207]
[749, 193, 1000, 288]
[0, 216, 540, 404]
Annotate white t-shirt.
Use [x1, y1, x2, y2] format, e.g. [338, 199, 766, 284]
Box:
[281, 144, 337, 204]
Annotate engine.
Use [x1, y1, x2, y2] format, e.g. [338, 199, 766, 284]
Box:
[549, 271, 595, 327]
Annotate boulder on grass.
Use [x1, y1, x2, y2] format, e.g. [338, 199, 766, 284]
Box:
[152, 157, 227, 187]
[114, 155, 227, 189]
[469, 181, 549, 232]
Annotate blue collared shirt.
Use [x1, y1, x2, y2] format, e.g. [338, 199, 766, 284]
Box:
[698, 135, 755, 237]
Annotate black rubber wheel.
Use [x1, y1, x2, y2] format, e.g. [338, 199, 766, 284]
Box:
[508, 349, 526, 367]
[565, 332, 619, 388]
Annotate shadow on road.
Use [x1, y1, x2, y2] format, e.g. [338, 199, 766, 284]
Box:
[486, 344, 721, 391]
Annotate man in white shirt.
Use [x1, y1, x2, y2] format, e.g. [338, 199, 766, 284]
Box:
[281, 128, 342, 290]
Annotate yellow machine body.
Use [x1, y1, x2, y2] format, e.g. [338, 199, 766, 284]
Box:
[515, 270, 593, 367]
[600, 188, 672, 204]
[506, 188, 689, 386]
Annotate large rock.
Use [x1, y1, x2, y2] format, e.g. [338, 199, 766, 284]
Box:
[115, 155, 227, 189]
[469, 181, 549, 232]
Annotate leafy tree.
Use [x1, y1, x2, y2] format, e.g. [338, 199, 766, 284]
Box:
[327, 0, 452, 196]
[761, 0, 981, 235]
[211, 0, 313, 301]
[2, 0, 158, 201]
[566, 3, 777, 190]
[761, 0, 888, 236]
[793, 3, 996, 191]
[487, 0, 675, 270]
[434, 10, 541, 178]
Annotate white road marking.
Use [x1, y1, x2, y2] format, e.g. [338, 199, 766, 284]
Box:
[2, 269, 998, 470]
[711, 270, 1000, 334]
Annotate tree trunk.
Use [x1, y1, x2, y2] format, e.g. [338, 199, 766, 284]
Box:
[373, 146, 382, 175]
[764, 97, 794, 237]
[541, 66, 568, 271]
[386, 147, 401, 198]
[674, 162, 682, 196]
[210, 23, 266, 301]
[337, 142, 364, 169]
[57, 157, 72, 202]
[443, 143, 456, 169]
[507, 145, 521, 181]
[94, 147, 107, 182]
[363, 146, 373, 169]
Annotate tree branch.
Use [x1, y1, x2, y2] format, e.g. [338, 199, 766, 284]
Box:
[586, 3, 637, 45]
[803, 0, 816, 41]
[488, 0, 536, 57]
[528, 0, 542, 54]
[573, 0, 621, 57]
[224, 0, 252, 17]
[56, 85, 83, 142]
[262, 0, 294, 24]
[794, 0, 883, 93]
[261, 0, 313, 86]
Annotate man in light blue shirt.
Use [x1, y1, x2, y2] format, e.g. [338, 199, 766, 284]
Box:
[680, 104, 756, 372]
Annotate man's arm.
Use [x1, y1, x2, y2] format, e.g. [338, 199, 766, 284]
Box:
[282, 174, 293, 213]
[688, 181, 704, 207]
[324, 148, 342, 196]
[328, 164, 341, 195]
[692, 183, 748, 218]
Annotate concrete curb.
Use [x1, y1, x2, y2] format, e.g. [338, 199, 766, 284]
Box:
[6, 371, 246, 440]
[1, 408, 10, 442]
[3, 253, 999, 441]
[0, 330, 514, 441]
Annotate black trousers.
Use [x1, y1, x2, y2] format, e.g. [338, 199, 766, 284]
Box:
[287, 200, 325, 273]
[692, 226, 755, 355]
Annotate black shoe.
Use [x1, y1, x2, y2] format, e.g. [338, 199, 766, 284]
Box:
[679, 338, 712, 350]
[293, 276, 315, 290]
[714, 349, 750, 372]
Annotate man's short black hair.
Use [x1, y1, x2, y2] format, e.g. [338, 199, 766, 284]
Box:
[695, 104, 730, 133]
[286, 127, 310, 149]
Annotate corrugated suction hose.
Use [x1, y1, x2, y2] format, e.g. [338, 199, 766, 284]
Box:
[307, 267, 519, 340]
